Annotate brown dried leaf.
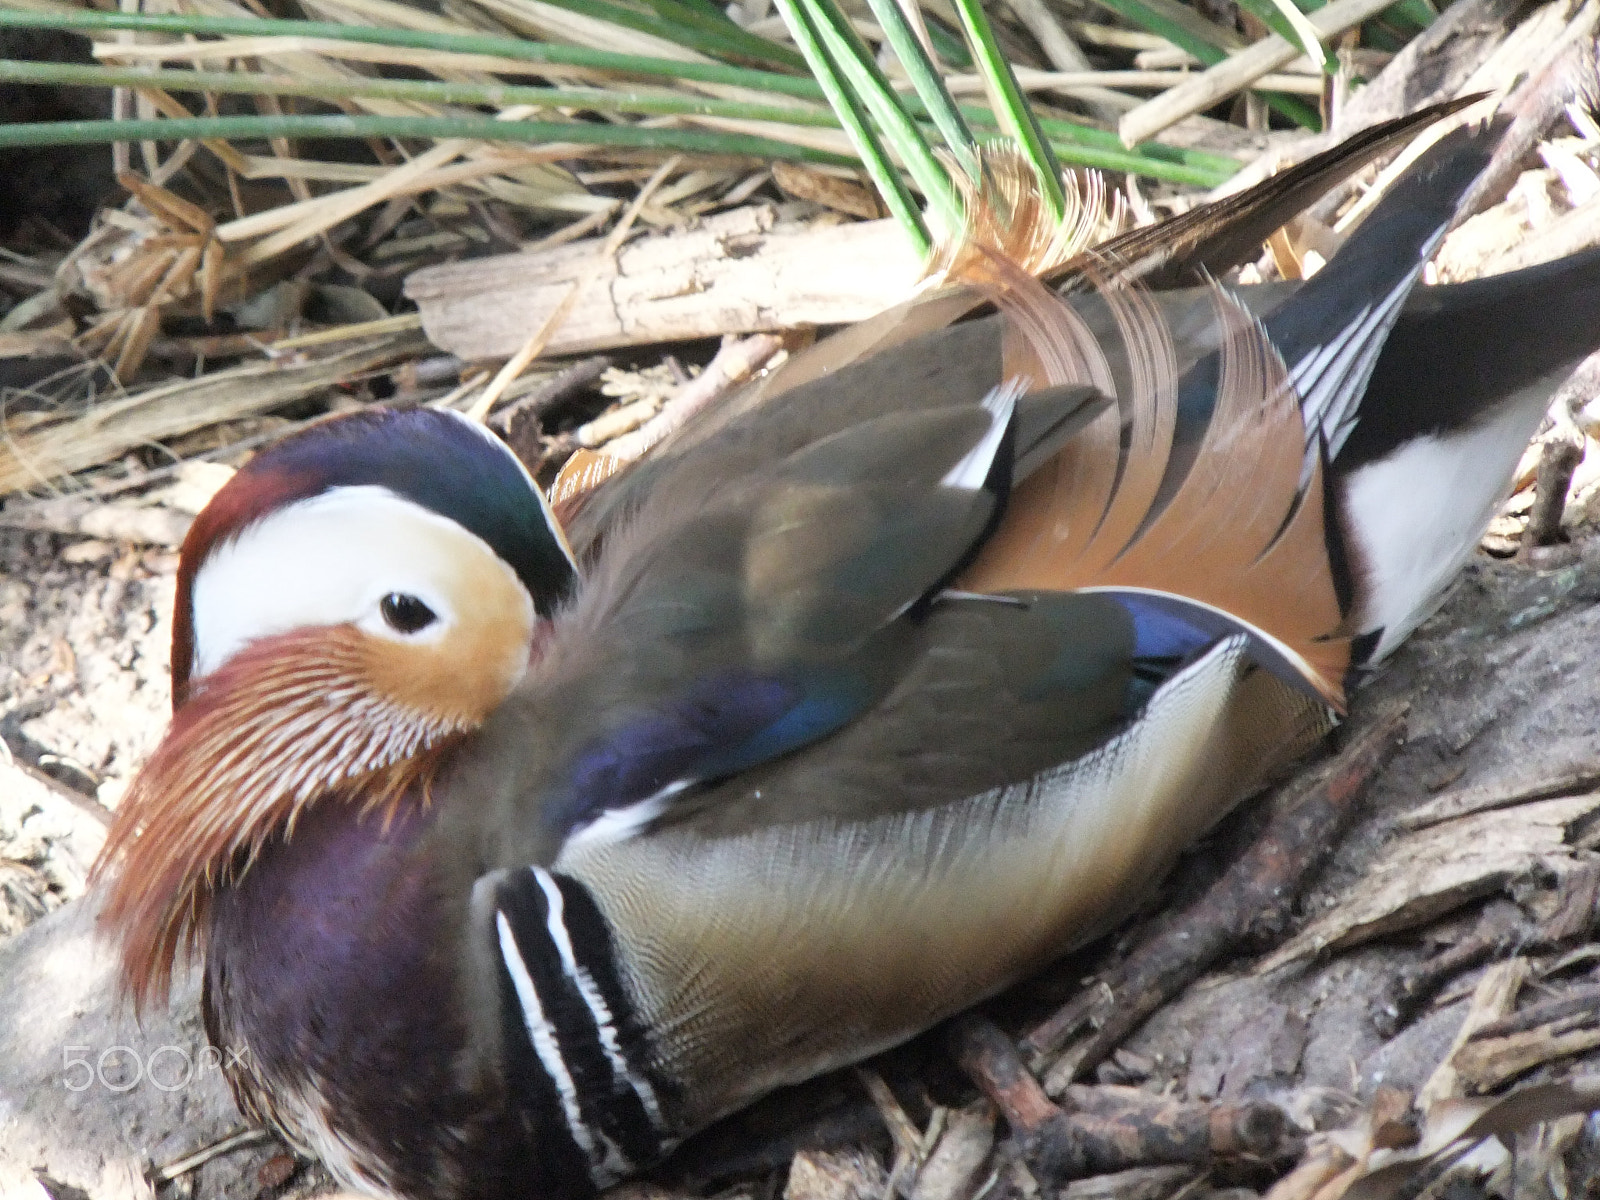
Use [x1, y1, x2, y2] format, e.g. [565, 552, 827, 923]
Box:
[199, 238, 225, 324]
[116, 171, 215, 237]
[1400, 758, 1600, 830]
[112, 305, 162, 382]
[1453, 1025, 1600, 1094]
[1266, 215, 1344, 281]
[1341, 1077, 1600, 1200]
[772, 163, 883, 221]
[151, 244, 202, 307]
[0, 324, 76, 359]
[106, 244, 182, 310]
[1420, 958, 1529, 1109]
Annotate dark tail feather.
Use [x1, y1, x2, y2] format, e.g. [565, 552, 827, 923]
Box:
[1340, 242, 1600, 471]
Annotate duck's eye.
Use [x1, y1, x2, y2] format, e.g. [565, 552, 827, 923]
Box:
[380, 592, 438, 634]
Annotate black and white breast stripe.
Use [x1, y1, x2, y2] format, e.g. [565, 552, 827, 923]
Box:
[490, 866, 670, 1188]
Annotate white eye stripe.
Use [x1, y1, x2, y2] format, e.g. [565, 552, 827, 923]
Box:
[190, 484, 525, 680]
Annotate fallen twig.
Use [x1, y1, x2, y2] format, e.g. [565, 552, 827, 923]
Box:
[907, 1106, 994, 1200]
[1523, 420, 1588, 552]
[489, 355, 613, 435]
[1116, 0, 1403, 147]
[405, 208, 920, 361]
[951, 1015, 1293, 1181]
[1420, 958, 1530, 1109]
[1471, 984, 1600, 1042]
[491, 354, 613, 465]
[148, 1127, 277, 1185]
[601, 332, 785, 462]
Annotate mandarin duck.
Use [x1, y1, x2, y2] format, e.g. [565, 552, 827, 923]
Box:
[94, 110, 1600, 1200]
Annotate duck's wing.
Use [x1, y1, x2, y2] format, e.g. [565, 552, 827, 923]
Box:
[533, 604, 1331, 1139]
[461, 119, 1513, 870]
[457, 379, 1105, 858]
[958, 119, 1507, 697]
[556, 100, 1484, 553]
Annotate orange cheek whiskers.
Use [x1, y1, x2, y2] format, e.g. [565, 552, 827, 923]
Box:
[93, 626, 474, 1012]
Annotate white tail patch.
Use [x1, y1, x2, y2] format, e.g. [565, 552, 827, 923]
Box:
[1343, 394, 1550, 658]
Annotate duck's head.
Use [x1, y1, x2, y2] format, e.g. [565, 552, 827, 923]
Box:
[96, 407, 576, 1007]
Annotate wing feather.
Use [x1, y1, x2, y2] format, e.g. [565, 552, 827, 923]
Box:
[958, 283, 1347, 704]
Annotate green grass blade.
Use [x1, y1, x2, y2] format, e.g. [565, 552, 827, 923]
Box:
[859, 0, 978, 179]
[1234, 0, 1328, 70]
[1032, 116, 1241, 175]
[1381, 0, 1436, 27]
[955, 104, 1238, 186]
[644, 0, 812, 60]
[1084, 0, 1242, 62]
[1263, 92, 1320, 129]
[0, 58, 838, 126]
[1, 56, 1242, 185]
[1293, 0, 1434, 30]
[1043, 134, 1235, 185]
[1080, 0, 1320, 128]
[0, 4, 1250, 198]
[798, 0, 962, 234]
[649, 0, 729, 21]
[773, 0, 930, 252]
[1359, 20, 1405, 49]
[0, 112, 858, 164]
[531, 0, 807, 68]
[946, 0, 1065, 217]
[0, 8, 823, 98]
[924, 16, 972, 68]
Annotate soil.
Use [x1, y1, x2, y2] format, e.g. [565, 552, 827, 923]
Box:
[0, 532, 171, 935]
